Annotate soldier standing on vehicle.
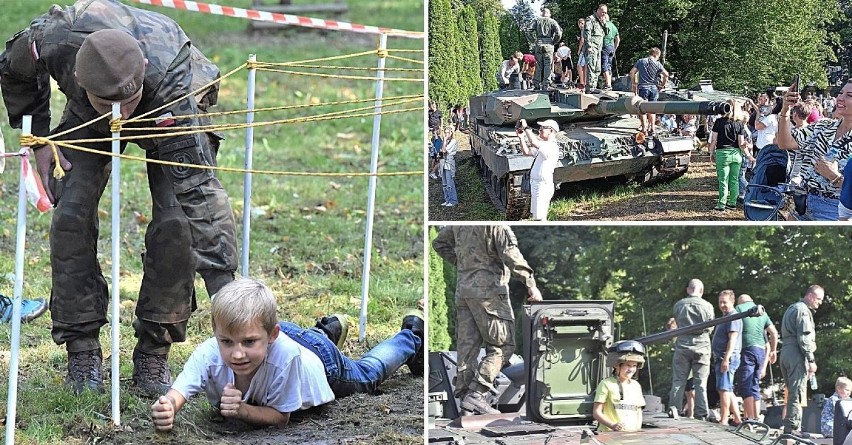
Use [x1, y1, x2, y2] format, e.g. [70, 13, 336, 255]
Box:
[0, 0, 237, 395]
[667, 279, 715, 420]
[432, 226, 542, 415]
[529, 7, 561, 90]
[582, 4, 608, 92]
[780, 285, 824, 435]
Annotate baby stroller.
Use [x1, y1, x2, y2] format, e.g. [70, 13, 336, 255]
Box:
[743, 144, 792, 221]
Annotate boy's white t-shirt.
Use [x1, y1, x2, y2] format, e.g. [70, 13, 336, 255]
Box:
[171, 334, 335, 414]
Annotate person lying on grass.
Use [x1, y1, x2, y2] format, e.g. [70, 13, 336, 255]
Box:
[151, 277, 424, 430]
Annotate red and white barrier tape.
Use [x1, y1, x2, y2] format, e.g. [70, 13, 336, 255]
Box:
[129, 0, 424, 39]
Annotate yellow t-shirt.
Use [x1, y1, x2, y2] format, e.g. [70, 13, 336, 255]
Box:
[593, 376, 645, 432]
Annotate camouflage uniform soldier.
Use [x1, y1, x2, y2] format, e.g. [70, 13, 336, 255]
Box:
[583, 4, 608, 92]
[780, 285, 824, 434]
[0, 0, 237, 395]
[667, 279, 715, 420]
[432, 225, 542, 415]
[529, 8, 561, 90]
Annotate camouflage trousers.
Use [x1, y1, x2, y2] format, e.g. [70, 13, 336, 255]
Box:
[669, 345, 711, 418]
[780, 346, 808, 432]
[47, 103, 237, 355]
[584, 46, 602, 89]
[454, 294, 515, 397]
[533, 44, 554, 88]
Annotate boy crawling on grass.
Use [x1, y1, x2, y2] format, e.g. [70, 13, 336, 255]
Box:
[151, 277, 424, 430]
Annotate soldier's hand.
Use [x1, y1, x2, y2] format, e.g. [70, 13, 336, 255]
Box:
[151, 396, 175, 432]
[807, 362, 817, 376]
[33, 145, 71, 205]
[527, 286, 543, 302]
[220, 383, 243, 418]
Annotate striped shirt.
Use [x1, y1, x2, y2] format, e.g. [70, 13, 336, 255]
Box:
[791, 119, 852, 198]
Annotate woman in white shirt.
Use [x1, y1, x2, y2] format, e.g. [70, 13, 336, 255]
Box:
[441, 127, 459, 207]
[516, 118, 561, 220]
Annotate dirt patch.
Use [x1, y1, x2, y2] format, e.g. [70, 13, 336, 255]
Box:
[429, 133, 748, 221]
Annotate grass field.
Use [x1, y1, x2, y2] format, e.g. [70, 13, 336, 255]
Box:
[0, 0, 424, 443]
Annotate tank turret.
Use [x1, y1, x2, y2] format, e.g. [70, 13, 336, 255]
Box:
[465, 87, 735, 219]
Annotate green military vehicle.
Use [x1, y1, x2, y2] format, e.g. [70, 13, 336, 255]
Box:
[428, 300, 814, 445]
[467, 89, 731, 220]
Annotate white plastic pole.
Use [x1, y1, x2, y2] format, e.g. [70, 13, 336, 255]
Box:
[241, 54, 257, 277]
[110, 102, 122, 426]
[359, 34, 387, 341]
[5, 116, 32, 445]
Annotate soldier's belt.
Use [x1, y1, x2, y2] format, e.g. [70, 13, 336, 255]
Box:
[535, 38, 553, 44]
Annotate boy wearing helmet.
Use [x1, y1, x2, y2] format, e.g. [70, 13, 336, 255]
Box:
[593, 340, 646, 432]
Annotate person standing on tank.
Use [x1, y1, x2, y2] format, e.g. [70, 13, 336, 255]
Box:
[528, 7, 561, 90]
[582, 4, 608, 93]
[432, 226, 542, 415]
[667, 279, 715, 421]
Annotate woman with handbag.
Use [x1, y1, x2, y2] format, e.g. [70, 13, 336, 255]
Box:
[440, 126, 459, 207]
[708, 99, 754, 211]
[517, 118, 561, 220]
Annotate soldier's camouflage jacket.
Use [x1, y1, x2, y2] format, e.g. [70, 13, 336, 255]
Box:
[432, 226, 536, 300]
[0, 0, 220, 146]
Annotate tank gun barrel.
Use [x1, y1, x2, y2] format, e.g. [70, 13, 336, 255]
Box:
[591, 97, 731, 117]
[634, 304, 763, 346]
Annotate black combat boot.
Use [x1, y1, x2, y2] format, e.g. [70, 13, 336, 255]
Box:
[132, 350, 172, 396]
[401, 310, 424, 377]
[461, 391, 500, 415]
[315, 314, 349, 348]
[66, 349, 105, 395]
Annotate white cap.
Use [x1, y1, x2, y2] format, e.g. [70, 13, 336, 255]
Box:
[538, 119, 560, 132]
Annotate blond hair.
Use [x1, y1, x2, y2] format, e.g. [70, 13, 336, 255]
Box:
[837, 377, 852, 390]
[211, 277, 279, 334]
[723, 99, 744, 122]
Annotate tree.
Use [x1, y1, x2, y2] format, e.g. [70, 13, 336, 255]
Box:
[429, 0, 464, 111]
[456, 5, 485, 101]
[428, 228, 452, 350]
[479, 10, 502, 92]
[499, 13, 528, 58]
[509, 0, 537, 35]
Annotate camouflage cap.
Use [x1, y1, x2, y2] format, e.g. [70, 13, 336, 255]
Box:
[75, 30, 145, 101]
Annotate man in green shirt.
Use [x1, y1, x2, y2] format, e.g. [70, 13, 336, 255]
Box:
[735, 294, 778, 422]
[779, 285, 824, 435]
[601, 14, 620, 90]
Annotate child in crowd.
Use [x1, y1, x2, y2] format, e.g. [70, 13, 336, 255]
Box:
[429, 127, 443, 180]
[593, 341, 646, 432]
[151, 278, 423, 431]
[821, 376, 852, 437]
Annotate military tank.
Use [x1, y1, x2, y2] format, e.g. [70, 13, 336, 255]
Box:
[427, 300, 807, 445]
[467, 88, 732, 220]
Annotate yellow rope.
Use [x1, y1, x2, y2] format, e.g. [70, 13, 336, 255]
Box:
[26, 106, 422, 145]
[19, 134, 420, 177]
[258, 51, 376, 67]
[263, 63, 422, 72]
[377, 48, 388, 58]
[386, 49, 424, 53]
[127, 62, 247, 122]
[97, 98, 422, 137]
[255, 67, 423, 82]
[120, 94, 424, 125]
[385, 54, 424, 65]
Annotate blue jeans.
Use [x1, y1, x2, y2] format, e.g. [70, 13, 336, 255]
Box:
[638, 85, 659, 101]
[792, 194, 839, 221]
[442, 168, 458, 204]
[735, 346, 766, 399]
[278, 321, 420, 397]
[714, 353, 741, 392]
